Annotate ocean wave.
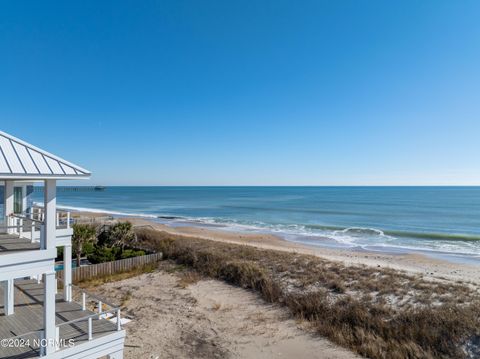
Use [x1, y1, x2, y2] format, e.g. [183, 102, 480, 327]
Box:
[303, 223, 480, 242]
[175, 218, 480, 244]
[39, 202, 480, 255]
[167, 218, 480, 256]
[333, 227, 392, 238]
[384, 230, 480, 242]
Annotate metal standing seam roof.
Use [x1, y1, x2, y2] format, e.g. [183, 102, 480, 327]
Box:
[0, 130, 91, 179]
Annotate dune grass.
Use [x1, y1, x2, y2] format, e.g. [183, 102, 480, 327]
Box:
[135, 228, 480, 359]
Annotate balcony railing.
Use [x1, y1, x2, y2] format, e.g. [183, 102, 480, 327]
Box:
[5, 215, 44, 242]
[31, 206, 73, 229]
[1, 208, 72, 239]
[1, 285, 123, 357]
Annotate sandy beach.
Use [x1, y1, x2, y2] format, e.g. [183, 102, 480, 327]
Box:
[111, 216, 479, 286]
[73, 210, 480, 358]
[89, 262, 360, 359]
[71, 210, 480, 285]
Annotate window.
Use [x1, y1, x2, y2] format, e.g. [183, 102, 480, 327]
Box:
[14, 187, 23, 214]
[0, 185, 4, 222]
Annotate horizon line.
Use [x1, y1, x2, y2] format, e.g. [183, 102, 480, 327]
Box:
[46, 184, 480, 187]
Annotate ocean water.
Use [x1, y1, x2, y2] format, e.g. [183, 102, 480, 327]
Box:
[33, 186, 480, 261]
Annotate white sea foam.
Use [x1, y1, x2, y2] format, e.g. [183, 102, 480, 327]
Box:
[206, 221, 480, 256]
[37, 202, 480, 258]
[333, 227, 390, 238]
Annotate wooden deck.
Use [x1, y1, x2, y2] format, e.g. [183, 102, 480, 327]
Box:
[0, 280, 118, 358]
[0, 234, 40, 255]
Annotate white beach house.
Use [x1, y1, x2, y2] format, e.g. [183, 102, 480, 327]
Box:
[0, 131, 125, 358]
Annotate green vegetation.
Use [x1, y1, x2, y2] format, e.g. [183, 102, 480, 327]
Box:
[87, 247, 145, 264]
[135, 228, 480, 359]
[72, 223, 97, 266]
[71, 221, 145, 265]
[105, 221, 137, 249]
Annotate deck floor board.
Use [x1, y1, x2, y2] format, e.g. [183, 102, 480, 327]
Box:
[0, 234, 40, 254]
[0, 280, 118, 358]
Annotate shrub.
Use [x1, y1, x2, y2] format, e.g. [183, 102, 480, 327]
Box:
[83, 242, 96, 256]
[87, 247, 116, 264]
[87, 246, 146, 263]
[104, 221, 136, 249]
[120, 249, 145, 259]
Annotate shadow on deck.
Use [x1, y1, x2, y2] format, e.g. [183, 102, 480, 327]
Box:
[0, 280, 118, 358]
[0, 234, 40, 254]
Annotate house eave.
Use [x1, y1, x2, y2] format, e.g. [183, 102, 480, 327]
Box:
[0, 174, 91, 180]
[0, 130, 91, 175]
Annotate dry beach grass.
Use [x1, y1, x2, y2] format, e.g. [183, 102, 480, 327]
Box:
[88, 261, 359, 359]
[134, 228, 480, 359]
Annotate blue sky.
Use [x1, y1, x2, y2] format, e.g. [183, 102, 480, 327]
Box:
[1, 1, 479, 185]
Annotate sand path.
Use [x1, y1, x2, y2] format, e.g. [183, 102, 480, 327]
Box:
[93, 266, 359, 359]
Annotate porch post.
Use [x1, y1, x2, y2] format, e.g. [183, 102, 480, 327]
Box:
[3, 279, 14, 315]
[43, 179, 57, 355]
[63, 244, 72, 302]
[4, 181, 14, 234]
[43, 271, 57, 355]
[44, 179, 56, 250]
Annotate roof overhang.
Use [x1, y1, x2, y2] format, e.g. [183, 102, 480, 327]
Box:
[0, 174, 91, 180]
[0, 130, 91, 180]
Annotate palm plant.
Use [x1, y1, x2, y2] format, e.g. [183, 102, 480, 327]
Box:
[72, 223, 97, 267]
[107, 221, 136, 250]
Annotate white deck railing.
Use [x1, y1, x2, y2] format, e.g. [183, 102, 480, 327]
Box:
[0, 208, 73, 243]
[7, 214, 44, 243]
[2, 310, 122, 357]
[72, 284, 120, 320]
[58, 285, 123, 356]
[31, 206, 72, 229]
[2, 285, 123, 357]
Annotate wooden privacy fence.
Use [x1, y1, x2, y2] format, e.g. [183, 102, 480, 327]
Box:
[57, 253, 163, 283]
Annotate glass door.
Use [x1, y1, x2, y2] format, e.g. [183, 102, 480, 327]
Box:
[14, 187, 23, 214]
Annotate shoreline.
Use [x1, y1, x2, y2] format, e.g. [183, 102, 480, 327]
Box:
[73, 210, 480, 285]
[63, 204, 480, 260]
[57, 202, 480, 262]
